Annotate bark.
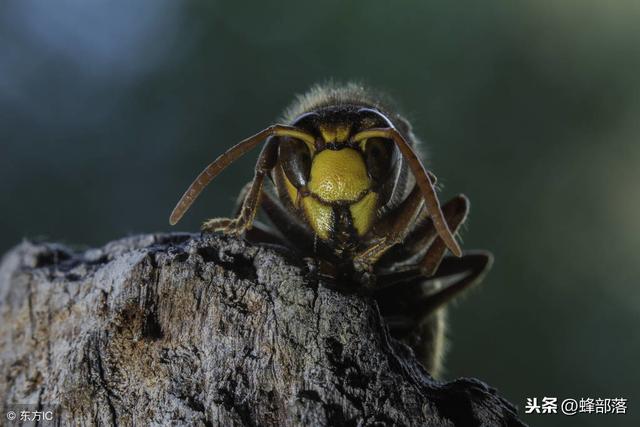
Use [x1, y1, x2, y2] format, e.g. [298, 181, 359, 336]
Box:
[0, 233, 525, 426]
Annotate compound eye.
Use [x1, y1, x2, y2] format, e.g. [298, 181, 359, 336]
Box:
[279, 137, 312, 188]
[362, 137, 394, 188]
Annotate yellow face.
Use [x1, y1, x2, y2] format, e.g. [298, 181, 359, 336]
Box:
[282, 124, 379, 240]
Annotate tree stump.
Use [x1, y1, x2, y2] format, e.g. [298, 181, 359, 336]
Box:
[0, 233, 525, 426]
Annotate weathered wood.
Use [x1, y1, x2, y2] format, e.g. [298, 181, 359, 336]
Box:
[0, 233, 525, 426]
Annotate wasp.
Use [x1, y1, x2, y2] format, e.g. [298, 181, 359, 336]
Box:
[170, 84, 492, 377]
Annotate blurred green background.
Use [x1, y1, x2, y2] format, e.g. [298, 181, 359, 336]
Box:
[1, 1, 638, 425]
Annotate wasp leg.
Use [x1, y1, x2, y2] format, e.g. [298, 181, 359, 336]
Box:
[376, 194, 469, 277]
[373, 252, 493, 377]
[202, 139, 278, 235]
[375, 252, 493, 315]
[227, 179, 321, 255]
[224, 182, 288, 246]
[238, 220, 290, 246]
[225, 175, 333, 261]
[232, 181, 253, 217]
[353, 183, 425, 272]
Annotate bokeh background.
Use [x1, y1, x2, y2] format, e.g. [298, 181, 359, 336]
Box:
[1, 1, 639, 425]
